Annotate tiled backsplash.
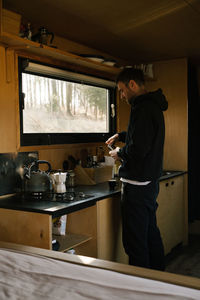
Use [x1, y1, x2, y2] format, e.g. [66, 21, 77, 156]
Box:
[0, 152, 38, 196]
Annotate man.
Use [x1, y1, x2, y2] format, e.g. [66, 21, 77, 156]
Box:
[106, 68, 168, 270]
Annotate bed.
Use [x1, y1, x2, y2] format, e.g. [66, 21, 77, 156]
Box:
[0, 241, 199, 300]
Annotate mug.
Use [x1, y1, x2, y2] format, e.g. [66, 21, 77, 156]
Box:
[108, 179, 117, 190]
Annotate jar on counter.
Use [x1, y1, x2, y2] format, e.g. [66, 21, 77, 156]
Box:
[66, 170, 76, 187]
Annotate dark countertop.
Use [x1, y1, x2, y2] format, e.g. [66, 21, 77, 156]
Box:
[0, 182, 121, 218]
[160, 170, 187, 180]
[0, 171, 186, 218]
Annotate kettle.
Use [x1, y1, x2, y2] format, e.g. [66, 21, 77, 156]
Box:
[23, 160, 53, 193]
[32, 27, 54, 45]
[51, 171, 67, 193]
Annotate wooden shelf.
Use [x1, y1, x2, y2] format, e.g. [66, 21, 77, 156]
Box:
[0, 31, 120, 77]
[52, 233, 92, 252]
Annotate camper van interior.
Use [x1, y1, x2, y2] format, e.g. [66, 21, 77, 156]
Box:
[0, 0, 200, 298]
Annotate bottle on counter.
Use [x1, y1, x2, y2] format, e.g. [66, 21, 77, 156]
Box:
[96, 146, 105, 163]
[92, 155, 98, 167]
[66, 170, 76, 187]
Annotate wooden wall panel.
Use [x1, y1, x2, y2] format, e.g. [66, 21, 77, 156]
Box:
[116, 58, 188, 172]
[0, 46, 17, 152]
[0, 0, 2, 35]
[146, 58, 188, 171]
[37, 143, 109, 170]
[116, 89, 130, 133]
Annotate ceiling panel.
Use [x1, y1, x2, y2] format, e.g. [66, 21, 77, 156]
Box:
[4, 0, 200, 63]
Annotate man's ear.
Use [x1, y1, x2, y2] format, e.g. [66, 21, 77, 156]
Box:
[128, 80, 136, 91]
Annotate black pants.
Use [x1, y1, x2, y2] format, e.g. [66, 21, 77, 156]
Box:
[121, 181, 165, 271]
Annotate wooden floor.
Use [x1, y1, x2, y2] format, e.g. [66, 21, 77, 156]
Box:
[165, 235, 200, 278]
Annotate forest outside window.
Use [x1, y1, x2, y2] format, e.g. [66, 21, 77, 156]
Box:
[18, 58, 116, 146]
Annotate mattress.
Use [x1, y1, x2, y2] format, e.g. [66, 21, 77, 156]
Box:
[0, 248, 199, 300]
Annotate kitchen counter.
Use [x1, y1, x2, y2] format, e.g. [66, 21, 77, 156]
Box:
[160, 170, 187, 180]
[0, 182, 121, 218]
[0, 171, 186, 218]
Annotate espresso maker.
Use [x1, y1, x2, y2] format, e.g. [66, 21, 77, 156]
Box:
[51, 171, 67, 193]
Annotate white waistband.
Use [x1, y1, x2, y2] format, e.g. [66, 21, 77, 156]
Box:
[121, 178, 151, 186]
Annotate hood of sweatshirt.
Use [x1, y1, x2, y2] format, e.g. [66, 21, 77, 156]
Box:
[131, 88, 168, 111]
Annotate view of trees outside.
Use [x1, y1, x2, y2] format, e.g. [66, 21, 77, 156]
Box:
[22, 73, 109, 133]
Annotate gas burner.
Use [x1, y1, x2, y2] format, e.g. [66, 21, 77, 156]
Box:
[54, 191, 93, 203]
[16, 191, 54, 201]
[16, 191, 93, 203]
[31, 192, 45, 199]
[78, 192, 86, 198]
[55, 192, 75, 201]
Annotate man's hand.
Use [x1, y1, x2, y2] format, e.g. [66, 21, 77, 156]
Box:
[105, 133, 119, 146]
[109, 146, 121, 161]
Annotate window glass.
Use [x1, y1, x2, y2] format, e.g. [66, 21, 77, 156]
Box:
[22, 73, 109, 134]
[19, 58, 116, 146]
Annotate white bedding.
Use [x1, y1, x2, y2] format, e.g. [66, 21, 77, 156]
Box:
[0, 248, 199, 300]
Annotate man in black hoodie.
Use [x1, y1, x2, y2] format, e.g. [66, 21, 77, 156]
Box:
[106, 68, 168, 271]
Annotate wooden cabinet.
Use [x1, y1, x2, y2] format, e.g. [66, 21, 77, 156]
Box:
[0, 196, 125, 260]
[97, 196, 118, 261]
[0, 205, 97, 256]
[157, 176, 184, 255]
[63, 205, 97, 257]
[97, 195, 128, 264]
[0, 177, 186, 261]
[96, 176, 186, 263]
[0, 208, 52, 249]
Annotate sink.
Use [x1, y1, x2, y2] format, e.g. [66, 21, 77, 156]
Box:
[162, 171, 172, 176]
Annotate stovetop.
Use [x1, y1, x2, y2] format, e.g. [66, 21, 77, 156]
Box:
[15, 191, 94, 203]
[0, 182, 121, 217]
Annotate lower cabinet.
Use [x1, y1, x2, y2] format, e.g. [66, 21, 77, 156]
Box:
[0, 208, 52, 249]
[0, 197, 126, 262]
[0, 205, 97, 257]
[156, 175, 185, 255]
[0, 176, 187, 261]
[96, 195, 128, 264]
[97, 175, 187, 262]
[62, 205, 97, 257]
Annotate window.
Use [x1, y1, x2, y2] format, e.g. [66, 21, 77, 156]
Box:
[18, 58, 116, 146]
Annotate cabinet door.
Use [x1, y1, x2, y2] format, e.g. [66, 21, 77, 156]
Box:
[157, 176, 184, 254]
[97, 196, 128, 264]
[0, 208, 52, 249]
[65, 205, 97, 258]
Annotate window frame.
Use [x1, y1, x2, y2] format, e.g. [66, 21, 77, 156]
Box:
[18, 57, 117, 146]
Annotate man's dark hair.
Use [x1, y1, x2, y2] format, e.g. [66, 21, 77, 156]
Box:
[116, 68, 145, 86]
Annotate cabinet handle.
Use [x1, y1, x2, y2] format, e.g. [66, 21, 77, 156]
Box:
[165, 182, 169, 187]
[171, 181, 174, 185]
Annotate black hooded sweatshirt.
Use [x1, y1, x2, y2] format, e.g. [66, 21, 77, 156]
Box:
[117, 88, 168, 181]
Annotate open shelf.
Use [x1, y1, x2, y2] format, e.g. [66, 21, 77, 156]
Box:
[52, 233, 92, 252]
[0, 31, 156, 80]
[0, 31, 120, 77]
